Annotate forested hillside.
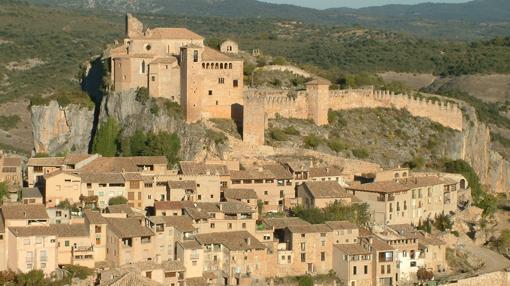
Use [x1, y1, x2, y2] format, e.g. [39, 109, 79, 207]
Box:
[25, 0, 510, 39]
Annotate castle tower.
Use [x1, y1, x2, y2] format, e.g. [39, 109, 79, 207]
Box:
[243, 94, 266, 145]
[306, 78, 331, 126]
[126, 13, 144, 38]
[180, 45, 205, 123]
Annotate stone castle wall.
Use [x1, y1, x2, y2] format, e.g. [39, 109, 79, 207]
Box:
[329, 88, 463, 131]
[444, 271, 510, 286]
[243, 87, 463, 131]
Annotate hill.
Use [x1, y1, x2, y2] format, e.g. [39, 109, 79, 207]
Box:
[25, 0, 510, 39]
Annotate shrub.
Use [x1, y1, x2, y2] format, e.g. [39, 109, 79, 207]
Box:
[327, 138, 348, 153]
[270, 128, 288, 141]
[206, 129, 228, 145]
[108, 196, 128, 205]
[283, 126, 300, 136]
[135, 87, 150, 105]
[352, 148, 369, 159]
[298, 275, 313, 286]
[63, 265, 94, 280]
[164, 100, 182, 118]
[404, 156, 426, 169]
[0, 115, 21, 131]
[303, 134, 322, 149]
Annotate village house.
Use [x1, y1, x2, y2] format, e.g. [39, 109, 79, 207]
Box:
[145, 215, 197, 261]
[20, 188, 44, 205]
[105, 217, 156, 267]
[98, 260, 186, 286]
[0, 151, 22, 190]
[346, 176, 459, 225]
[229, 164, 294, 212]
[333, 243, 373, 286]
[297, 181, 357, 209]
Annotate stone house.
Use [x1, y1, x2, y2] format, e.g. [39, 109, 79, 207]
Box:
[297, 181, 356, 209]
[333, 243, 373, 286]
[0, 153, 22, 190]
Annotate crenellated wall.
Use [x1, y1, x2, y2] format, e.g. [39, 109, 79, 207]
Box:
[243, 86, 463, 132]
[329, 88, 463, 131]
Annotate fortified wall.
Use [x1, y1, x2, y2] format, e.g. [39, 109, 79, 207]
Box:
[242, 82, 463, 145]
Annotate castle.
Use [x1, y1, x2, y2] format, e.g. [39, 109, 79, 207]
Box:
[109, 14, 463, 146]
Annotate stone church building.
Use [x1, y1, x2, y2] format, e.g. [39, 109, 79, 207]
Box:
[108, 14, 244, 122]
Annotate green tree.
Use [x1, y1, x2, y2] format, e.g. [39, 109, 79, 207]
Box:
[433, 212, 454, 232]
[144, 132, 181, 166]
[494, 229, 510, 255]
[270, 128, 288, 141]
[135, 87, 150, 105]
[298, 275, 314, 286]
[126, 130, 148, 156]
[303, 134, 321, 149]
[0, 182, 9, 204]
[92, 117, 120, 157]
[108, 196, 128, 205]
[15, 270, 46, 286]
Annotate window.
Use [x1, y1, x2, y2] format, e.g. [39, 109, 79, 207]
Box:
[146, 271, 152, 279]
[210, 223, 215, 229]
[387, 265, 391, 274]
[227, 223, 232, 229]
[364, 265, 368, 274]
[321, 252, 325, 261]
[151, 76, 156, 82]
[26, 251, 33, 263]
[300, 253, 306, 262]
[198, 195, 202, 200]
[141, 61, 146, 74]
[210, 194, 214, 199]
[353, 266, 357, 275]
[165, 272, 176, 278]
[410, 261, 417, 267]
[242, 223, 246, 229]
[208, 90, 213, 96]
[264, 191, 268, 195]
[65, 240, 70, 247]
[192, 260, 197, 266]
[193, 50, 199, 62]
[233, 80, 239, 87]
[381, 265, 385, 274]
[219, 78, 225, 84]
[95, 225, 102, 233]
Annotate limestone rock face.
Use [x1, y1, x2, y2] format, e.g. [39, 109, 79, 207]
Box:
[100, 90, 210, 161]
[31, 101, 94, 155]
[450, 105, 510, 193]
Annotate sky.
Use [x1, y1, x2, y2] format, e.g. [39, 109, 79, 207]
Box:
[261, 0, 471, 9]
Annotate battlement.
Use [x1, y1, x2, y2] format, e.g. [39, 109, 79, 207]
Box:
[329, 89, 463, 130]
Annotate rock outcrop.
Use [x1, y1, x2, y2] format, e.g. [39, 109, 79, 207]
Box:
[31, 101, 94, 155]
[100, 90, 216, 161]
[447, 105, 510, 193]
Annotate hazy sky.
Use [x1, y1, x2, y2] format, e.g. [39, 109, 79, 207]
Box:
[261, 0, 471, 9]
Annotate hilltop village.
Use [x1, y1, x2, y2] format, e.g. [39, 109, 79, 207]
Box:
[0, 13, 507, 286]
[0, 151, 469, 286]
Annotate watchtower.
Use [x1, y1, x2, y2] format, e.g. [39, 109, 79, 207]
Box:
[180, 45, 205, 123]
[243, 95, 266, 145]
[306, 78, 331, 125]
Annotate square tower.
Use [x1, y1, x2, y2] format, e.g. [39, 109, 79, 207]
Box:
[180, 45, 205, 123]
[306, 78, 331, 126]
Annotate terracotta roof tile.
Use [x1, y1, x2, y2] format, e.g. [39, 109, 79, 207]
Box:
[2, 157, 21, 167]
[262, 217, 310, 229]
[202, 47, 239, 62]
[334, 243, 371, 256]
[155, 200, 194, 210]
[168, 180, 196, 191]
[79, 173, 125, 184]
[300, 181, 351, 199]
[179, 161, 229, 176]
[27, 157, 64, 166]
[196, 231, 265, 251]
[83, 209, 107, 225]
[325, 220, 357, 230]
[147, 28, 204, 40]
[309, 167, 343, 178]
[106, 217, 154, 238]
[287, 224, 331, 233]
[49, 223, 89, 237]
[223, 188, 258, 200]
[9, 226, 56, 237]
[1, 204, 48, 220]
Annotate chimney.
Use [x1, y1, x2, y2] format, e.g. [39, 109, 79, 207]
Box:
[245, 237, 251, 246]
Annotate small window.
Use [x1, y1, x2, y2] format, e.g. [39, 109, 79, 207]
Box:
[193, 50, 199, 62]
[208, 90, 213, 96]
[218, 78, 225, 84]
[145, 44, 152, 51]
[151, 76, 156, 82]
[233, 80, 239, 87]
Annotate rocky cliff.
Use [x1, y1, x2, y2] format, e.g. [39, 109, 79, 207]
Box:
[99, 90, 220, 161]
[31, 101, 94, 155]
[455, 105, 510, 193]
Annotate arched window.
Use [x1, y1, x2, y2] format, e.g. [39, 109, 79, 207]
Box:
[220, 63, 224, 69]
[141, 60, 146, 74]
[403, 172, 407, 177]
[215, 63, 219, 69]
[394, 173, 400, 179]
[206, 63, 210, 69]
[229, 63, 233, 69]
[202, 63, 205, 69]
